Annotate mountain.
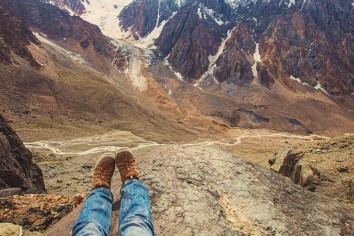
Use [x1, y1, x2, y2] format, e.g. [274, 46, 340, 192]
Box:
[46, 0, 354, 136]
[119, 0, 354, 96]
[43, 0, 353, 95]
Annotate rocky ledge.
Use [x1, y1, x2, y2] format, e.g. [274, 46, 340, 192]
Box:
[46, 144, 354, 235]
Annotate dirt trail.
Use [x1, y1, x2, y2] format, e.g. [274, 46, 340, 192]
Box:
[24, 130, 161, 156]
[24, 128, 325, 195]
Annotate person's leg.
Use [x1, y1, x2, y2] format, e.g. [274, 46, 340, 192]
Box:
[119, 179, 154, 236]
[72, 187, 112, 236]
[115, 150, 154, 236]
[72, 154, 116, 236]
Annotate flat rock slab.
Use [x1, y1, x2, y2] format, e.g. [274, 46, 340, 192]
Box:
[45, 144, 354, 235]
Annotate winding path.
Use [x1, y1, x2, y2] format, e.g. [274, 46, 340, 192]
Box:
[24, 129, 323, 157]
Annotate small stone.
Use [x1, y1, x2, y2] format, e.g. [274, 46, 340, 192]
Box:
[337, 166, 349, 173]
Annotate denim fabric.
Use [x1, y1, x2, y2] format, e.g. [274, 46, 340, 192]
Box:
[119, 179, 154, 236]
[72, 187, 113, 236]
[72, 180, 154, 236]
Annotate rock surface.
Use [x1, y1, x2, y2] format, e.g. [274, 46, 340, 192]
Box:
[45, 144, 354, 235]
[0, 113, 45, 194]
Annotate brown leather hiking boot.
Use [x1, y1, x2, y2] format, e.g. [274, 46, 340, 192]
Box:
[115, 149, 139, 183]
[92, 153, 115, 189]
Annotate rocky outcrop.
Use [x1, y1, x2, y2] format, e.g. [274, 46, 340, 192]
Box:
[274, 135, 354, 202]
[0, 3, 42, 68]
[0, 114, 45, 194]
[45, 144, 354, 235]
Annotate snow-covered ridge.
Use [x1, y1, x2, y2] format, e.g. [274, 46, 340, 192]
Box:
[80, 0, 132, 39]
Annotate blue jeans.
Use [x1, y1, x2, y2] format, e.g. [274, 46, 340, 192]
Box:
[72, 180, 154, 236]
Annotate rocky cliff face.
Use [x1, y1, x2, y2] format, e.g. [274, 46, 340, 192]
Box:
[119, 0, 354, 96]
[0, 3, 42, 68]
[0, 114, 45, 194]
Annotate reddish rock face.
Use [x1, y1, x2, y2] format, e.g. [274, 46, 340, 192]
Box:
[0, 114, 45, 194]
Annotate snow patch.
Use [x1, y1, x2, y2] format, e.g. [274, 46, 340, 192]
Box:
[197, 8, 203, 19]
[314, 81, 329, 95]
[164, 59, 184, 82]
[197, 6, 225, 25]
[168, 88, 172, 96]
[128, 56, 147, 92]
[289, 75, 311, 87]
[290, 75, 301, 83]
[224, 0, 270, 9]
[80, 0, 132, 40]
[288, 0, 295, 8]
[252, 43, 261, 78]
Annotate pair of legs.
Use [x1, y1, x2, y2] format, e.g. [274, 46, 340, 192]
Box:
[72, 150, 155, 236]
